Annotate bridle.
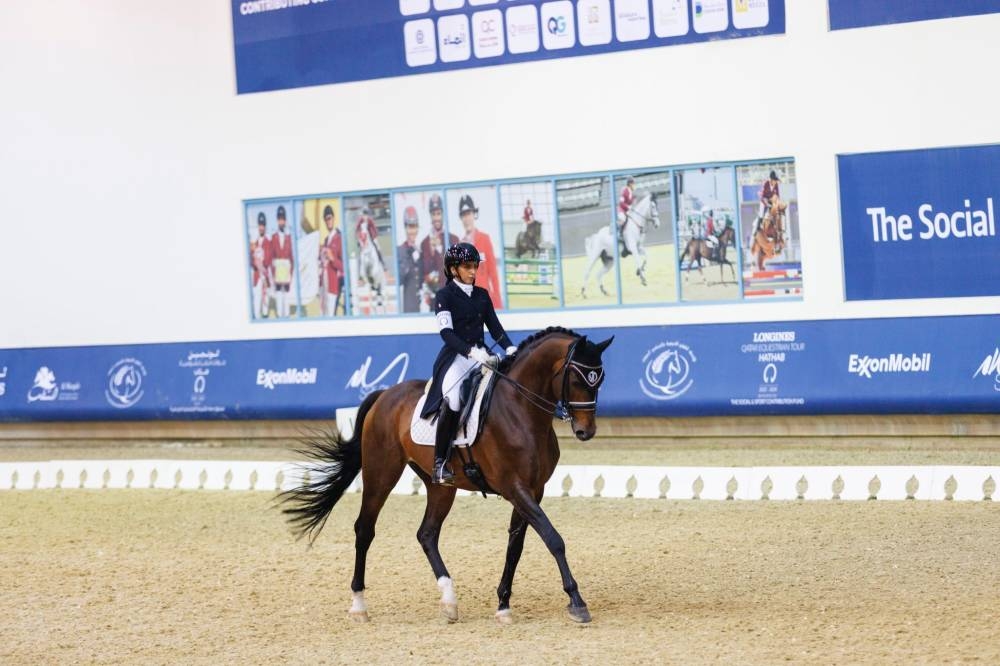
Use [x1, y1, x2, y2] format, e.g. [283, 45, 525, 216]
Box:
[493, 337, 605, 422]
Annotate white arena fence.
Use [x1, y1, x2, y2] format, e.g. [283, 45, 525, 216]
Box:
[0, 460, 996, 501]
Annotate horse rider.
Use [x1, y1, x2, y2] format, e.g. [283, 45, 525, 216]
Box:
[420, 242, 517, 485]
[523, 199, 534, 226]
[355, 207, 385, 269]
[757, 170, 783, 229]
[704, 210, 718, 249]
[617, 176, 636, 256]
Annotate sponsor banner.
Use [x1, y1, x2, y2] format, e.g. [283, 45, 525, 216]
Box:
[1, 314, 998, 420]
[232, 0, 786, 93]
[829, 0, 1000, 31]
[838, 144, 1000, 301]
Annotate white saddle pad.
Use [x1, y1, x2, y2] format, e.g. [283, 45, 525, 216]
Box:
[410, 367, 494, 447]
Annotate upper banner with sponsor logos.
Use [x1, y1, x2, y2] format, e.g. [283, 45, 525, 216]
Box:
[231, 0, 786, 93]
[828, 0, 1000, 31]
[1, 313, 998, 421]
[838, 144, 1000, 301]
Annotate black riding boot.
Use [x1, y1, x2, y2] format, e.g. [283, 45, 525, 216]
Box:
[619, 227, 631, 257]
[433, 404, 459, 485]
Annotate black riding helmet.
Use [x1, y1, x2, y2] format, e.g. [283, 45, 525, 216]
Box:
[444, 242, 481, 280]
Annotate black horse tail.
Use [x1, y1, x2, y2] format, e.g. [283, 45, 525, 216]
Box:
[280, 389, 385, 545]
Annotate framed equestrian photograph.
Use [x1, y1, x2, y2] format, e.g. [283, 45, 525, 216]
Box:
[344, 193, 398, 316]
[557, 175, 620, 308]
[445, 185, 505, 310]
[245, 200, 299, 321]
[737, 161, 802, 299]
[612, 170, 677, 306]
[675, 166, 741, 303]
[295, 197, 347, 318]
[392, 190, 443, 314]
[499, 181, 560, 310]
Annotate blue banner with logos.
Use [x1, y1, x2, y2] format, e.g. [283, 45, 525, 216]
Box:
[829, 0, 1000, 30]
[2, 314, 998, 420]
[838, 144, 1000, 301]
[232, 0, 786, 93]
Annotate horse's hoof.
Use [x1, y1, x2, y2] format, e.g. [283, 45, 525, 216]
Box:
[348, 610, 370, 623]
[599, 286, 608, 296]
[567, 604, 591, 624]
[441, 602, 459, 623]
[495, 609, 514, 625]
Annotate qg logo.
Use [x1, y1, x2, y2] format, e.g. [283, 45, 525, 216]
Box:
[640, 341, 696, 400]
[547, 15, 567, 35]
[973, 347, 1000, 393]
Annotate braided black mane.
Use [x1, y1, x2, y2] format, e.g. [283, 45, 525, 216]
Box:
[497, 326, 580, 373]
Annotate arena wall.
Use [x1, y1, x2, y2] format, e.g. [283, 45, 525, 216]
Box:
[1, 2, 999, 422]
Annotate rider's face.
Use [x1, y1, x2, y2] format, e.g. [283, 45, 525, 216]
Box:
[324, 214, 335, 231]
[454, 261, 478, 285]
[431, 210, 443, 229]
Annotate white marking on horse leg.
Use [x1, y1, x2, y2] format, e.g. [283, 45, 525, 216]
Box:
[437, 576, 459, 622]
[495, 608, 514, 625]
[349, 590, 370, 622]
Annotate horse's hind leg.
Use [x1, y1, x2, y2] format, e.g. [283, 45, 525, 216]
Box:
[495, 506, 529, 625]
[349, 441, 406, 622]
[412, 468, 460, 622]
[506, 486, 591, 623]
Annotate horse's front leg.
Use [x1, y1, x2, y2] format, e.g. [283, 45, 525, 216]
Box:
[495, 507, 529, 625]
[507, 486, 590, 623]
[414, 471, 460, 622]
[633, 242, 647, 286]
[580, 257, 594, 298]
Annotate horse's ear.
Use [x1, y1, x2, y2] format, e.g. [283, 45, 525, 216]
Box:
[595, 336, 614, 353]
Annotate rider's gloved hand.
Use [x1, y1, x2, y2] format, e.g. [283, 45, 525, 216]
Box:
[468, 346, 495, 366]
[505, 346, 518, 357]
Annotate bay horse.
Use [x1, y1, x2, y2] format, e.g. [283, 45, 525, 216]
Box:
[515, 220, 543, 258]
[281, 327, 613, 624]
[679, 225, 737, 284]
[750, 204, 787, 270]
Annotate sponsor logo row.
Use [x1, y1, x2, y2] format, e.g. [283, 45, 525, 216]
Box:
[403, 0, 770, 67]
[641, 335, 1000, 402]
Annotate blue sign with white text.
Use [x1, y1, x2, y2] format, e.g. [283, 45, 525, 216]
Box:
[2, 314, 999, 421]
[838, 144, 1000, 301]
[829, 0, 1000, 30]
[232, 0, 786, 93]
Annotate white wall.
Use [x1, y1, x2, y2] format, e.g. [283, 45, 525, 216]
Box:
[2, 1, 998, 350]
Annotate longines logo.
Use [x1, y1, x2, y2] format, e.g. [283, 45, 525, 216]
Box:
[640, 341, 696, 401]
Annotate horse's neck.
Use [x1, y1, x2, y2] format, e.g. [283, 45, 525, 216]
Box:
[508, 337, 570, 402]
[632, 197, 648, 217]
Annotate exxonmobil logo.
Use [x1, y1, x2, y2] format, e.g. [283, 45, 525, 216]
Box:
[848, 353, 931, 379]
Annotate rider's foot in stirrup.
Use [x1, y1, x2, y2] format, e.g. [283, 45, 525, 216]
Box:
[433, 459, 455, 486]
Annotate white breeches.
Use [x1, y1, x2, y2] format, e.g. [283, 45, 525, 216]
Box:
[442, 354, 477, 411]
[325, 292, 338, 314]
[252, 282, 265, 319]
[758, 201, 770, 218]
